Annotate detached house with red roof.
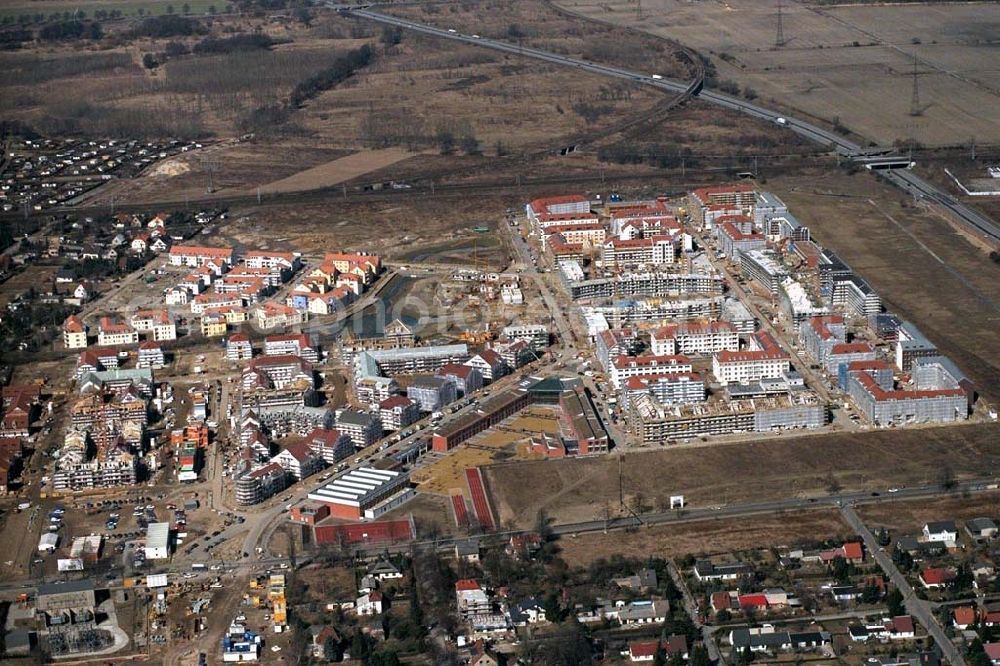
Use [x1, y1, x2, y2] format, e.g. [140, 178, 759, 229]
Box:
[919, 567, 956, 589]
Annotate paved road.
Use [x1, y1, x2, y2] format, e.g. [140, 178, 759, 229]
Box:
[344, 6, 999, 244]
[841, 504, 967, 666]
[669, 559, 725, 664]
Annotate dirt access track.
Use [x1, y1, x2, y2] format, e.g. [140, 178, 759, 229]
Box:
[557, 0, 1000, 146]
[253, 147, 416, 194]
[484, 422, 1000, 530]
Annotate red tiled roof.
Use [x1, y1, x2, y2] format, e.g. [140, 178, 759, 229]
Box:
[831, 342, 874, 355]
[842, 542, 864, 560]
[954, 606, 977, 626]
[455, 579, 481, 591]
[379, 396, 413, 410]
[847, 359, 892, 371]
[623, 373, 702, 390]
[63, 315, 86, 333]
[852, 371, 965, 401]
[921, 567, 955, 585]
[612, 354, 691, 369]
[529, 194, 589, 212]
[169, 244, 234, 258]
[809, 314, 844, 340]
[629, 641, 659, 659]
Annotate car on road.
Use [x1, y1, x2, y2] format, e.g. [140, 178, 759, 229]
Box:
[888, 487, 900, 493]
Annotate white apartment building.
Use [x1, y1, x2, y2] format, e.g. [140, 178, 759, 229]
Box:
[601, 235, 677, 268]
[650, 321, 739, 356]
[610, 354, 693, 389]
[712, 333, 790, 384]
[130, 310, 177, 342]
[96, 317, 138, 347]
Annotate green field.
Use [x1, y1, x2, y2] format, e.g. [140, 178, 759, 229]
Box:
[0, 0, 223, 21]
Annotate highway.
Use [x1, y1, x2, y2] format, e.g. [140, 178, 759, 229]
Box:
[343, 6, 1000, 244]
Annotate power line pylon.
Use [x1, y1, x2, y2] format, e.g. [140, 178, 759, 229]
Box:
[909, 55, 922, 117]
[775, 1, 786, 48]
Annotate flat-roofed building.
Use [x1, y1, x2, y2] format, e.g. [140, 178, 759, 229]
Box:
[145, 522, 170, 560]
[307, 467, 413, 520]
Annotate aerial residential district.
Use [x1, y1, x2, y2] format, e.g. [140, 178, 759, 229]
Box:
[0, 2, 999, 666]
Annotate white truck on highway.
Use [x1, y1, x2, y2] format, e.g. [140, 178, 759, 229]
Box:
[650, 74, 663, 80]
[775, 117, 788, 125]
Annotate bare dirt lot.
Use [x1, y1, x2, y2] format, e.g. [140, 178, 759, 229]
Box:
[485, 422, 1000, 529]
[557, 0, 1000, 146]
[555, 509, 847, 566]
[767, 169, 1000, 401]
[255, 147, 415, 194]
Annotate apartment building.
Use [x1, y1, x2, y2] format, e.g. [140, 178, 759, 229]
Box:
[379, 396, 420, 432]
[436, 364, 484, 396]
[501, 324, 550, 351]
[567, 270, 725, 301]
[225, 334, 253, 361]
[168, 244, 234, 268]
[97, 317, 138, 347]
[241, 355, 314, 391]
[610, 354, 693, 389]
[130, 309, 177, 342]
[464, 350, 506, 382]
[799, 315, 846, 367]
[63, 315, 88, 349]
[264, 334, 318, 363]
[740, 249, 789, 295]
[525, 194, 594, 229]
[601, 235, 678, 268]
[712, 332, 790, 384]
[831, 276, 881, 318]
[540, 222, 606, 250]
[846, 371, 966, 426]
[137, 341, 165, 369]
[717, 219, 766, 259]
[243, 250, 301, 277]
[895, 321, 938, 372]
[235, 462, 287, 506]
[595, 328, 641, 371]
[301, 428, 352, 465]
[623, 372, 705, 406]
[590, 297, 723, 327]
[271, 441, 324, 481]
[688, 183, 756, 226]
[254, 302, 308, 330]
[651, 321, 739, 356]
[408, 376, 458, 413]
[778, 278, 829, 332]
[355, 345, 469, 379]
[336, 410, 382, 449]
[826, 342, 877, 374]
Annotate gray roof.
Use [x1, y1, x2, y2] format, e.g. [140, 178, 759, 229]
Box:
[337, 409, 377, 426]
[966, 517, 997, 532]
[924, 520, 957, 533]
